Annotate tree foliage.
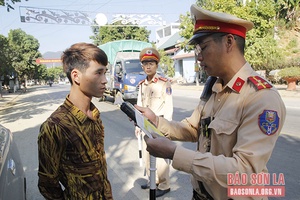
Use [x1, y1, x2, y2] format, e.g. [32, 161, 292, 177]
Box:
[279, 66, 300, 78]
[177, 0, 300, 72]
[46, 66, 65, 82]
[7, 29, 42, 82]
[0, 0, 27, 12]
[178, 12, 194, 51]
[0, 35, 14, 79]
[275, 0, 300, 28]
[158, 49, 175, 77]
[91, 21, 151, 46]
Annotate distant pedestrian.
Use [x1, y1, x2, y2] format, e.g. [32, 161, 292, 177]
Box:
[38, 42, 113, 199]
[136, 47, 173, 197]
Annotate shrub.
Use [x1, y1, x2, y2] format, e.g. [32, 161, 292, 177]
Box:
[278, 67, 300, 79]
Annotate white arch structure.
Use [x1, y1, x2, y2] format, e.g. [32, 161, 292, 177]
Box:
[19, 6, 165, 26]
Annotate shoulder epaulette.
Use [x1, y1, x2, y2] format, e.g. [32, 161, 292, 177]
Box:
[138, 79, 145, 86]
[158, 77, 168, 82]
[248, 76, 272, 90]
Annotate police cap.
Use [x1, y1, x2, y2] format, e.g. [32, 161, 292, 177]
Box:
[139, 47, 160, 63]
[189, 4, 254, 44]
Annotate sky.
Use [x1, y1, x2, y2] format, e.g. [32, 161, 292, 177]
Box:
[0, 0, 194, 55]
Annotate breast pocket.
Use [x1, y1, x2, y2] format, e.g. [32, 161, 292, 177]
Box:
[209, 118, 238, 135]
[149, 90, 163, 107]
[208, 118, 239, 155]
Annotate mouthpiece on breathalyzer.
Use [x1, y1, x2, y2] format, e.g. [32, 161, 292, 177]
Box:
[120, 102, 136, 123]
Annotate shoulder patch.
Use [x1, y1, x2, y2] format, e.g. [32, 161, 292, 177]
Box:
[166, 87, 172, 95]
[138, 79, 145, 86]
[258, 110, 280, 136]
[248, 76, 272, 90]
[158, 77, 168, 82]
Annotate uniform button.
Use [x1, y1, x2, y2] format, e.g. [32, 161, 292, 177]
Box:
[218, 99, 221, 102]
[203, 144, 207, 148]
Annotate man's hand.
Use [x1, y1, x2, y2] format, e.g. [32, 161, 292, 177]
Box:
[134, 105, 158, 126]
[144, 134, 177, 160]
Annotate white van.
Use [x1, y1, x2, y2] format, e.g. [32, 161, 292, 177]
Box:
[268, 69, 283, 84]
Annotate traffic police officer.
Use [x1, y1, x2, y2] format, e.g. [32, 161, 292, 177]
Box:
[136, 47, 173, 197]
[136, 4, 286, 200]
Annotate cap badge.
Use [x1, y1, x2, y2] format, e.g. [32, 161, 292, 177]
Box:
[146, 50, 152, 55]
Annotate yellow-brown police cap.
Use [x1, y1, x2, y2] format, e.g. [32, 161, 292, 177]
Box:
[189, 4, 254, 44]
[139, 47, 160, 62]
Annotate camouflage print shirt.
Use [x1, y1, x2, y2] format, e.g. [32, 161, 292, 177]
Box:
[38, 96, 113, 200]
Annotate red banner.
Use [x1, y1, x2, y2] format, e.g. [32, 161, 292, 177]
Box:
[36, 59, 61, 64]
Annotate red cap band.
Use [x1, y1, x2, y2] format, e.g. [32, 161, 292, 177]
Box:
[141, 54, 159, 62]
[194, 20, 247, 38]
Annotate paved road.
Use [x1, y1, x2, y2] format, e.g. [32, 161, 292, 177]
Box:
[0, 84, 299, 199]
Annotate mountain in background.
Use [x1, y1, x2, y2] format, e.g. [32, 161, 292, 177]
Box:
[42, 51, 62, 59]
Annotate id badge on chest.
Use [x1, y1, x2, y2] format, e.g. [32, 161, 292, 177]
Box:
[200, 116, 213, 138]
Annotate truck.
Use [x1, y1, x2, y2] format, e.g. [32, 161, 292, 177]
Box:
[99, 40, 152, 102]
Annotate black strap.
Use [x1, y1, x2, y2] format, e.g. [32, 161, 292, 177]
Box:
[193, 189, 211, 200]
[200, 76, 217, 101]
[194, 77, 218, 199]
[198, 182, 214, 200]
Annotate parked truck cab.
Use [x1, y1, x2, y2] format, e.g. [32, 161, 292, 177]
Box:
[111, 54, 146, 100]
[99, 40, 153, 101]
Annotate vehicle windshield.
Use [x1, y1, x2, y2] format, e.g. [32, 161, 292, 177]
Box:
[124, 60, 143, 74]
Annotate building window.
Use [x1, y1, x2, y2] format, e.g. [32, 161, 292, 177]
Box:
[164, 26, 171, 36]
[157, 30, 163, 38]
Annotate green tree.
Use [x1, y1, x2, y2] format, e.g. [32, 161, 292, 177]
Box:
[178, 0, 285, 71]
[7, 29, 43, 84]
[46, 66, 65, 82]
[158, 49, 175, 77]
[0, 0, 28, 11]
[90, 21, 150, 46]
[0, 35, 14, 81]
[0, 34, 14, 96]
[275, 0, 300, 28]
[34, 64, 48, 83]
[178, 12, 194, 51]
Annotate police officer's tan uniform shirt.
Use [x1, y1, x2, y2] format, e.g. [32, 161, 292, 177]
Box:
[137, 73, 173, 190]
[157, 63, 286, 200]
[137, 73, 173, 120]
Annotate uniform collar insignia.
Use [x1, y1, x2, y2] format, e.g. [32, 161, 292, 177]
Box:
[232, 77, 245, 93]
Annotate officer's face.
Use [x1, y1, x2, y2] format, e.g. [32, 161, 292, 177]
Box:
[141, 61, 158, 76]
[195, 34, 227, 77]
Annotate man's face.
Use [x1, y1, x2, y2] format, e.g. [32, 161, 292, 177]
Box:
[141, 60, 158, 77]
[78, 60, 107, 98]
[195, 35, 226, 77]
